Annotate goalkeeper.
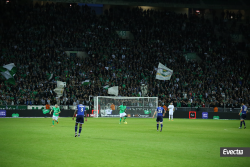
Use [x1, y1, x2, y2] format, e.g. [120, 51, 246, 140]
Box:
[119, 102, 127, 124]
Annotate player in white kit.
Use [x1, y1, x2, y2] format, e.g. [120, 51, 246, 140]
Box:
[168, 102, 175, 121]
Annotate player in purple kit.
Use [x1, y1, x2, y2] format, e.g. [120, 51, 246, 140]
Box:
[72, 103, 87, 137]
[239, 103, 248, 129]
[152, 104, 166, 132]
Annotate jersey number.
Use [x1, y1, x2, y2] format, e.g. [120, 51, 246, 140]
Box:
[158, 109, 162, 113]
[244, 107, 247, 111]
[81, 108, 84, 112]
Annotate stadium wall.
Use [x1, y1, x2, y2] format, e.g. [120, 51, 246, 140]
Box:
[167, 111, 242, 120]
[2, 110, 245, 119]
[3, 110, 92, 117]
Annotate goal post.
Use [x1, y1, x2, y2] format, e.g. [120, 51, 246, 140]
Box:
[93, 96, 158, 118]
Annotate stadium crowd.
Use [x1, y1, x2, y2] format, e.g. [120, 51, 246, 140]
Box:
[0, 2, 249, 109]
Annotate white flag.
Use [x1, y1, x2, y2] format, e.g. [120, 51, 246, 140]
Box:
[54, 87, 64, 96]
[3, 63, 16, 71]
[108, 86, 118, 96]
[1, 71, 12, 80]
[0, 63, 17, 85]
[156, 63, 173, 80]
[57, 81, 66, 88]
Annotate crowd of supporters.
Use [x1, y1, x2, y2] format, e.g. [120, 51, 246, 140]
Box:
[0, 2, 249, 108]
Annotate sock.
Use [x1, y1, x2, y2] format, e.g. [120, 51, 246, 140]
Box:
[240, 121, 242, 127]
[172, 115, 173, 120]
[169, 115, 170, 120]
[161, 124, 163, 129]
[75, 125, 77, 133]
[120, 118, 122, 122]
[52, 120, 54, 125]
[243, 121, 245, 126]
[123, 117, 127, 122]
[79, 127, 82, 134]
[157, 124, 159, 130]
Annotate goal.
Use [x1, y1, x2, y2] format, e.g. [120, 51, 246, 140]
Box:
[93, 96, 158, 118]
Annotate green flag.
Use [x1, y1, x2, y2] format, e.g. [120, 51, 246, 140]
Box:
[0, 63, 17, 85]
[42, 109, 50, 114]
[46, 73, 53, 81]
[82, 80, 90, 86]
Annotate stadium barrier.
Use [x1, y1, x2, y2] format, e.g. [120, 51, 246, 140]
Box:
[175, 107, 240, 113]
[168, 111, 241, 119]
[1, 109, 244, 119]
[0, 105, 89, 110]
[2, 109, 92, 117]
[0, 106, 240, 113]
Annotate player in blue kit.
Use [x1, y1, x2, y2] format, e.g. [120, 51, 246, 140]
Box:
[239, 103, 248, 129]
[72, 103, 87, 137]
[152, 104, 166, 132]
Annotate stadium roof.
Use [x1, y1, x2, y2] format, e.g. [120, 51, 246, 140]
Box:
[35, 0, 249, 9]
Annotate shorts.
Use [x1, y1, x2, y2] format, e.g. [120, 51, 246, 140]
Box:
[156, 116, 163, 122]
[240, 114, 247, 120]
[120, 113, 127, 117]
[76, 115, 84, 124]
[52, 115, 59, 121]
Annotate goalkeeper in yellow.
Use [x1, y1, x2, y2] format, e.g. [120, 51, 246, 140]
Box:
[119, 102, 127, 124]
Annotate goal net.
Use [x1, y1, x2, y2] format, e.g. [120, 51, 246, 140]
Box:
[93, 96, 158, 118]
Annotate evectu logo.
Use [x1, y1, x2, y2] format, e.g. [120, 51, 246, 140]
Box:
[223, 149, 243, 155]
[220, 147, 250, 157]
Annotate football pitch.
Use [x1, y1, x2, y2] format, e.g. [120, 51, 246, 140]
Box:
[0, 118, 249, 167]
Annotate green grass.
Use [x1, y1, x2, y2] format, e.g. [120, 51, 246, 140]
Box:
[0, 118, 249, 167]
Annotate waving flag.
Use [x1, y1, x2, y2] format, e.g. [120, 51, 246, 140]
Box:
[108, 86, 118, 96]
[82, 80, 90, 86]
[156, 63, 173, 80]
[0, 63, 17, 85]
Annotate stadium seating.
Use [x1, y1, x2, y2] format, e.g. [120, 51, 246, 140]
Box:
[0, 2, 249, 109]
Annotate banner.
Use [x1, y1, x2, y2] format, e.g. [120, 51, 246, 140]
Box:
[12, 113, 19, 117]
[189, 111, 196, 119]
[156, 63, 173, 80]
[0, 110, 6, 117]
[0, 105, 27, 110]
[213, 116, 220, 119]
[100, 110, 151, 117]
[26, 105, 89, 110]
[202, 112, 208, 119]
[42, 109, 50, 114]
[144, 110, 151, 114]
[105, 109, 112, 114]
